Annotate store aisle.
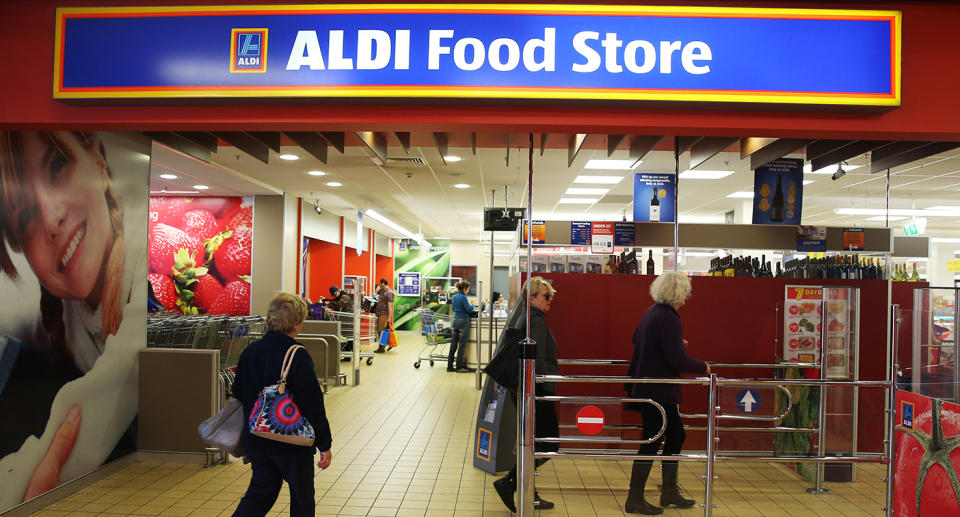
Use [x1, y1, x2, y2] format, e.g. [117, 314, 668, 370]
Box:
[30, 332, 886, 517]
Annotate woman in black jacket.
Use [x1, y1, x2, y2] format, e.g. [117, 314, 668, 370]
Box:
[624, 272, 709, 515]
[232, 293, 333, 517]
[492, 276, 559, 512]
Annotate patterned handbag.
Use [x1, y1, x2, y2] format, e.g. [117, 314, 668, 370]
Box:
[248, 344, 316, 446]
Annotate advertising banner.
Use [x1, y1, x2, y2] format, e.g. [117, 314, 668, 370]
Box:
[752, 158, 803, 225]
[570, 222, 591, 245]
[54, 5, 900, 106]
[797, 226, 827, 252]
[633, 173, 675, 222]
[893, 390, 960, 516]
[614, 222, 636, 247]
[523, 220, 546, 245]
[0, 131, 150, 510]
[843, 228, 866, 251]
[148, 196, 254, 316]
[397, 272, 420, 296]
[591, 222, 614, 254]
[783, 286, 823, 363]
[393, 239, 450, 330]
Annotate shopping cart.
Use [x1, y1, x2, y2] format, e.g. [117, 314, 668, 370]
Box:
[414, 308, 452, 368]
[326, 310, 378, 366]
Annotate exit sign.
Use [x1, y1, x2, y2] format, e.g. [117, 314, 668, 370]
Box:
[902, 222, 919, 236]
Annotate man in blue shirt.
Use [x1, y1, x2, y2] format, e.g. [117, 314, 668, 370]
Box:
[448, 281, 475, 372]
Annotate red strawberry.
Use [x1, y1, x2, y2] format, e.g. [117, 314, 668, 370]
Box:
[149, 223, 203, 274]
[181, 209, 221, 242]
[216, 197, 244, 219]
[226, 205, 253, 230]
[193, 274, 224, 311]
[212, 226, 252, 283]
[209, 278, 250, 316]
[150, 197, 193, 227]
[148, 273, 179, 312]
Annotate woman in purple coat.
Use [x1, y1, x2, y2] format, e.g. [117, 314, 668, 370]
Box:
[624, 272, 710, 515]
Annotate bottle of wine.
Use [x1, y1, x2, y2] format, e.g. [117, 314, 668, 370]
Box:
[776, 261, 783, 277]
[771, 174, 785, 222]
[649, 188, 660, 222]
[646, 249, 655, 275]
[910, 263, 921, 281]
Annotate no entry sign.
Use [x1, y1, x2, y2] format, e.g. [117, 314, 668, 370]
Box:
[576, 406, 605, 435]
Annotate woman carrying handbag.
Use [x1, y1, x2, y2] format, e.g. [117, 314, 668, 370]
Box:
[231, 293, 333, 517]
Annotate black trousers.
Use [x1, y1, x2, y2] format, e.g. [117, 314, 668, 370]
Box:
[506, 400, 559, 482]
[234, 448, 315, 517]
[635, 401, 686, 466]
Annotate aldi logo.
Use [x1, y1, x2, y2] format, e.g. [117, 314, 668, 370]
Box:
[901, 401, 914, 429]
[230, 28, 268, 73]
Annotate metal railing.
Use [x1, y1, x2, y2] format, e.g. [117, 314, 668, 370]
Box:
[515, 364, 895, 517]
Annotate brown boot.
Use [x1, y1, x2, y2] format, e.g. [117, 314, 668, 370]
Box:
[625, 461, 663, 515]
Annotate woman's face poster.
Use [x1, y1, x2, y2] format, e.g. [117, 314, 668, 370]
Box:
[0, 131, 149, 510]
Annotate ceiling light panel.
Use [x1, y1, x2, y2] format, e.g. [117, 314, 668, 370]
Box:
[573, 175, 624, 184]
[679, 170, 734, 179]
[565, 187, 609, 195]
[726, 191, 755, 198]
[865, 215, 908, 221]
[584, 159, 639, 170]
[805, 163, 863, 175]
[558, 198, 600, 204]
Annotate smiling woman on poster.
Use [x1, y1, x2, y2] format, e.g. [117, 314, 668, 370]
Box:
[0, 131, 148, 509]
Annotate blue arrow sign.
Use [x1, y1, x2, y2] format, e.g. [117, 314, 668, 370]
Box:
[737, 389, 761, 413]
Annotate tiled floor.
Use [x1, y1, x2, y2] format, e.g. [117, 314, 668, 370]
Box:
[31, 333, 888, 516]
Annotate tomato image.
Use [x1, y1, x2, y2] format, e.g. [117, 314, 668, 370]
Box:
[789, 305, 800, 315]
[789, 339, 799, 349]
[894, 395, 960, 516]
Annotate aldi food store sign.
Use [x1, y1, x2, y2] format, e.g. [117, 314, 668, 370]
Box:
[54, 4, 900, 106]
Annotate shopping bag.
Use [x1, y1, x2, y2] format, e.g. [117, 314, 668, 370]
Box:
[198, 398, 246, 458]
[482, 327, 525, 393]
[248, 345, 316, 446]
[379, 329, 390, 347]
[387, 324, 398, 348]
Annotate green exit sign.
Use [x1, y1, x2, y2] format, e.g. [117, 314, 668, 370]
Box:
[902, 222, 919, 236]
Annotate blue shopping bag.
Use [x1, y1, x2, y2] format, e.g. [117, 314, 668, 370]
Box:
[379, 329, 390, 347]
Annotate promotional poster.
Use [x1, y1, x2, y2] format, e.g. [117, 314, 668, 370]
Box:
[633, 173, 676, 222]
[752, 158, 803, 225]
[894, 390, 960, 516]
[148, 196, 253, 316]
[392, 239, 451, 331]
[0, 131, 149, 510]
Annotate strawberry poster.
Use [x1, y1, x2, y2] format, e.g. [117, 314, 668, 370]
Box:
[784, 286, 822, 363]
[893, 390, 960, 516]
[148, 196, 253, 316]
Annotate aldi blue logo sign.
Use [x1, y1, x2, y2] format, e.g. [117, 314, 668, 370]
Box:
[901, 401, 914, 429]
[476, 428, 492, 461]
[230, 29, 268, 73]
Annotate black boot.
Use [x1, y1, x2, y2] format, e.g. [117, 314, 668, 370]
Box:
[659, 463, 696, 508]
[534, 491, 554, 510]
[493, 473, 516, 513]
[624, 461, 663, 515]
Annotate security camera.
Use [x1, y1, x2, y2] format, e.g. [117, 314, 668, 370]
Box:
[314, 201, 323, 215]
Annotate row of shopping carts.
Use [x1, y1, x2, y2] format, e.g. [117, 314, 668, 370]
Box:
[322, 310, 379, 365]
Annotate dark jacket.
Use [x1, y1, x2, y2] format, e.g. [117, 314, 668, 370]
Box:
[526, 307, 559, 395]
[626, 303, 707, 405]
[233, 330, 332, 453]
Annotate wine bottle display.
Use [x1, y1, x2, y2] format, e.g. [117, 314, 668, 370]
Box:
[770, 174, 785, 222]
[649, 189, 660, 222]
[646, 249, 655, 275]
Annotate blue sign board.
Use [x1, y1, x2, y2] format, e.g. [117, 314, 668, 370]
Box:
[797, 226, 827, 252]
[901, 401, 914, 429]
[614, 222, 636, 246]
[752, 158, 804, 226]
[397, 272, 420, 296]
[736, 389, 761, 413]
[54, 5, 900, 106]
[633, 173, 676, 223]
[570, 222, 591, 245]
[477, 428, 492, 460]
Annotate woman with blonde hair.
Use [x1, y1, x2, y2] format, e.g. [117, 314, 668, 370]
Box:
[624, 272, 709, 514]
[232, 293, 333, 517]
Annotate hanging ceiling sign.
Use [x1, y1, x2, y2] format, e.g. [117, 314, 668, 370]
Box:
[54, 5, 900, 106]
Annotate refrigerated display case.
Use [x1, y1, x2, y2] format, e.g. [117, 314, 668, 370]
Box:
[911, 287, 960, 401]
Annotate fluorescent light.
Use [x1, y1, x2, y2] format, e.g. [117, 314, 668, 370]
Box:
[573, 175, 624, 184]
[679, 170, 734, 180]
[453, 183, 470, 189]
[835, 208, 960, 217]
[726, 191, 755, 199]
[803, 180, 814, 185]
[159, 173, 178, 180]
[584, 159, 639, 170]
[193, 184, 209, 190]
[933, 238, 960, 243]
[558, 198, 599, 204]
[307, 170, 327, 176]
[326, 181, 342, 187]
[805, 163, 863, 175]
[865, 215, 908, 221]
[431, 236, 452, 240]
[365, 209, 419, 242]
[279, 154, 300, 161]
[150, 190, 199, 195]
[444, 155, 462, 162]
[926, 206, 960, 211]
[565, 187, 609, 195]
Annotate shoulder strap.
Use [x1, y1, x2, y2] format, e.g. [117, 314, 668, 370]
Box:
[278, 344, 305, 394]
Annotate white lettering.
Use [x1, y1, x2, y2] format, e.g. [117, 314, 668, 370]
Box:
[327, 30, 353, 70]
[624, 40, 656, 73]
[659, 41, 682, 73]
[394, 30, 410, 70]
[428, 30, 454, 70]
[601, 32, 623, 73]
[488, 38, 520, 71]
[285, 30, 325, 70]
[356, 30, 391, 70]
[454, 38, 485, 71]
[522, 28, 555, 72]
[681, 41, 712, 74]
[572, 31, 601, 73]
